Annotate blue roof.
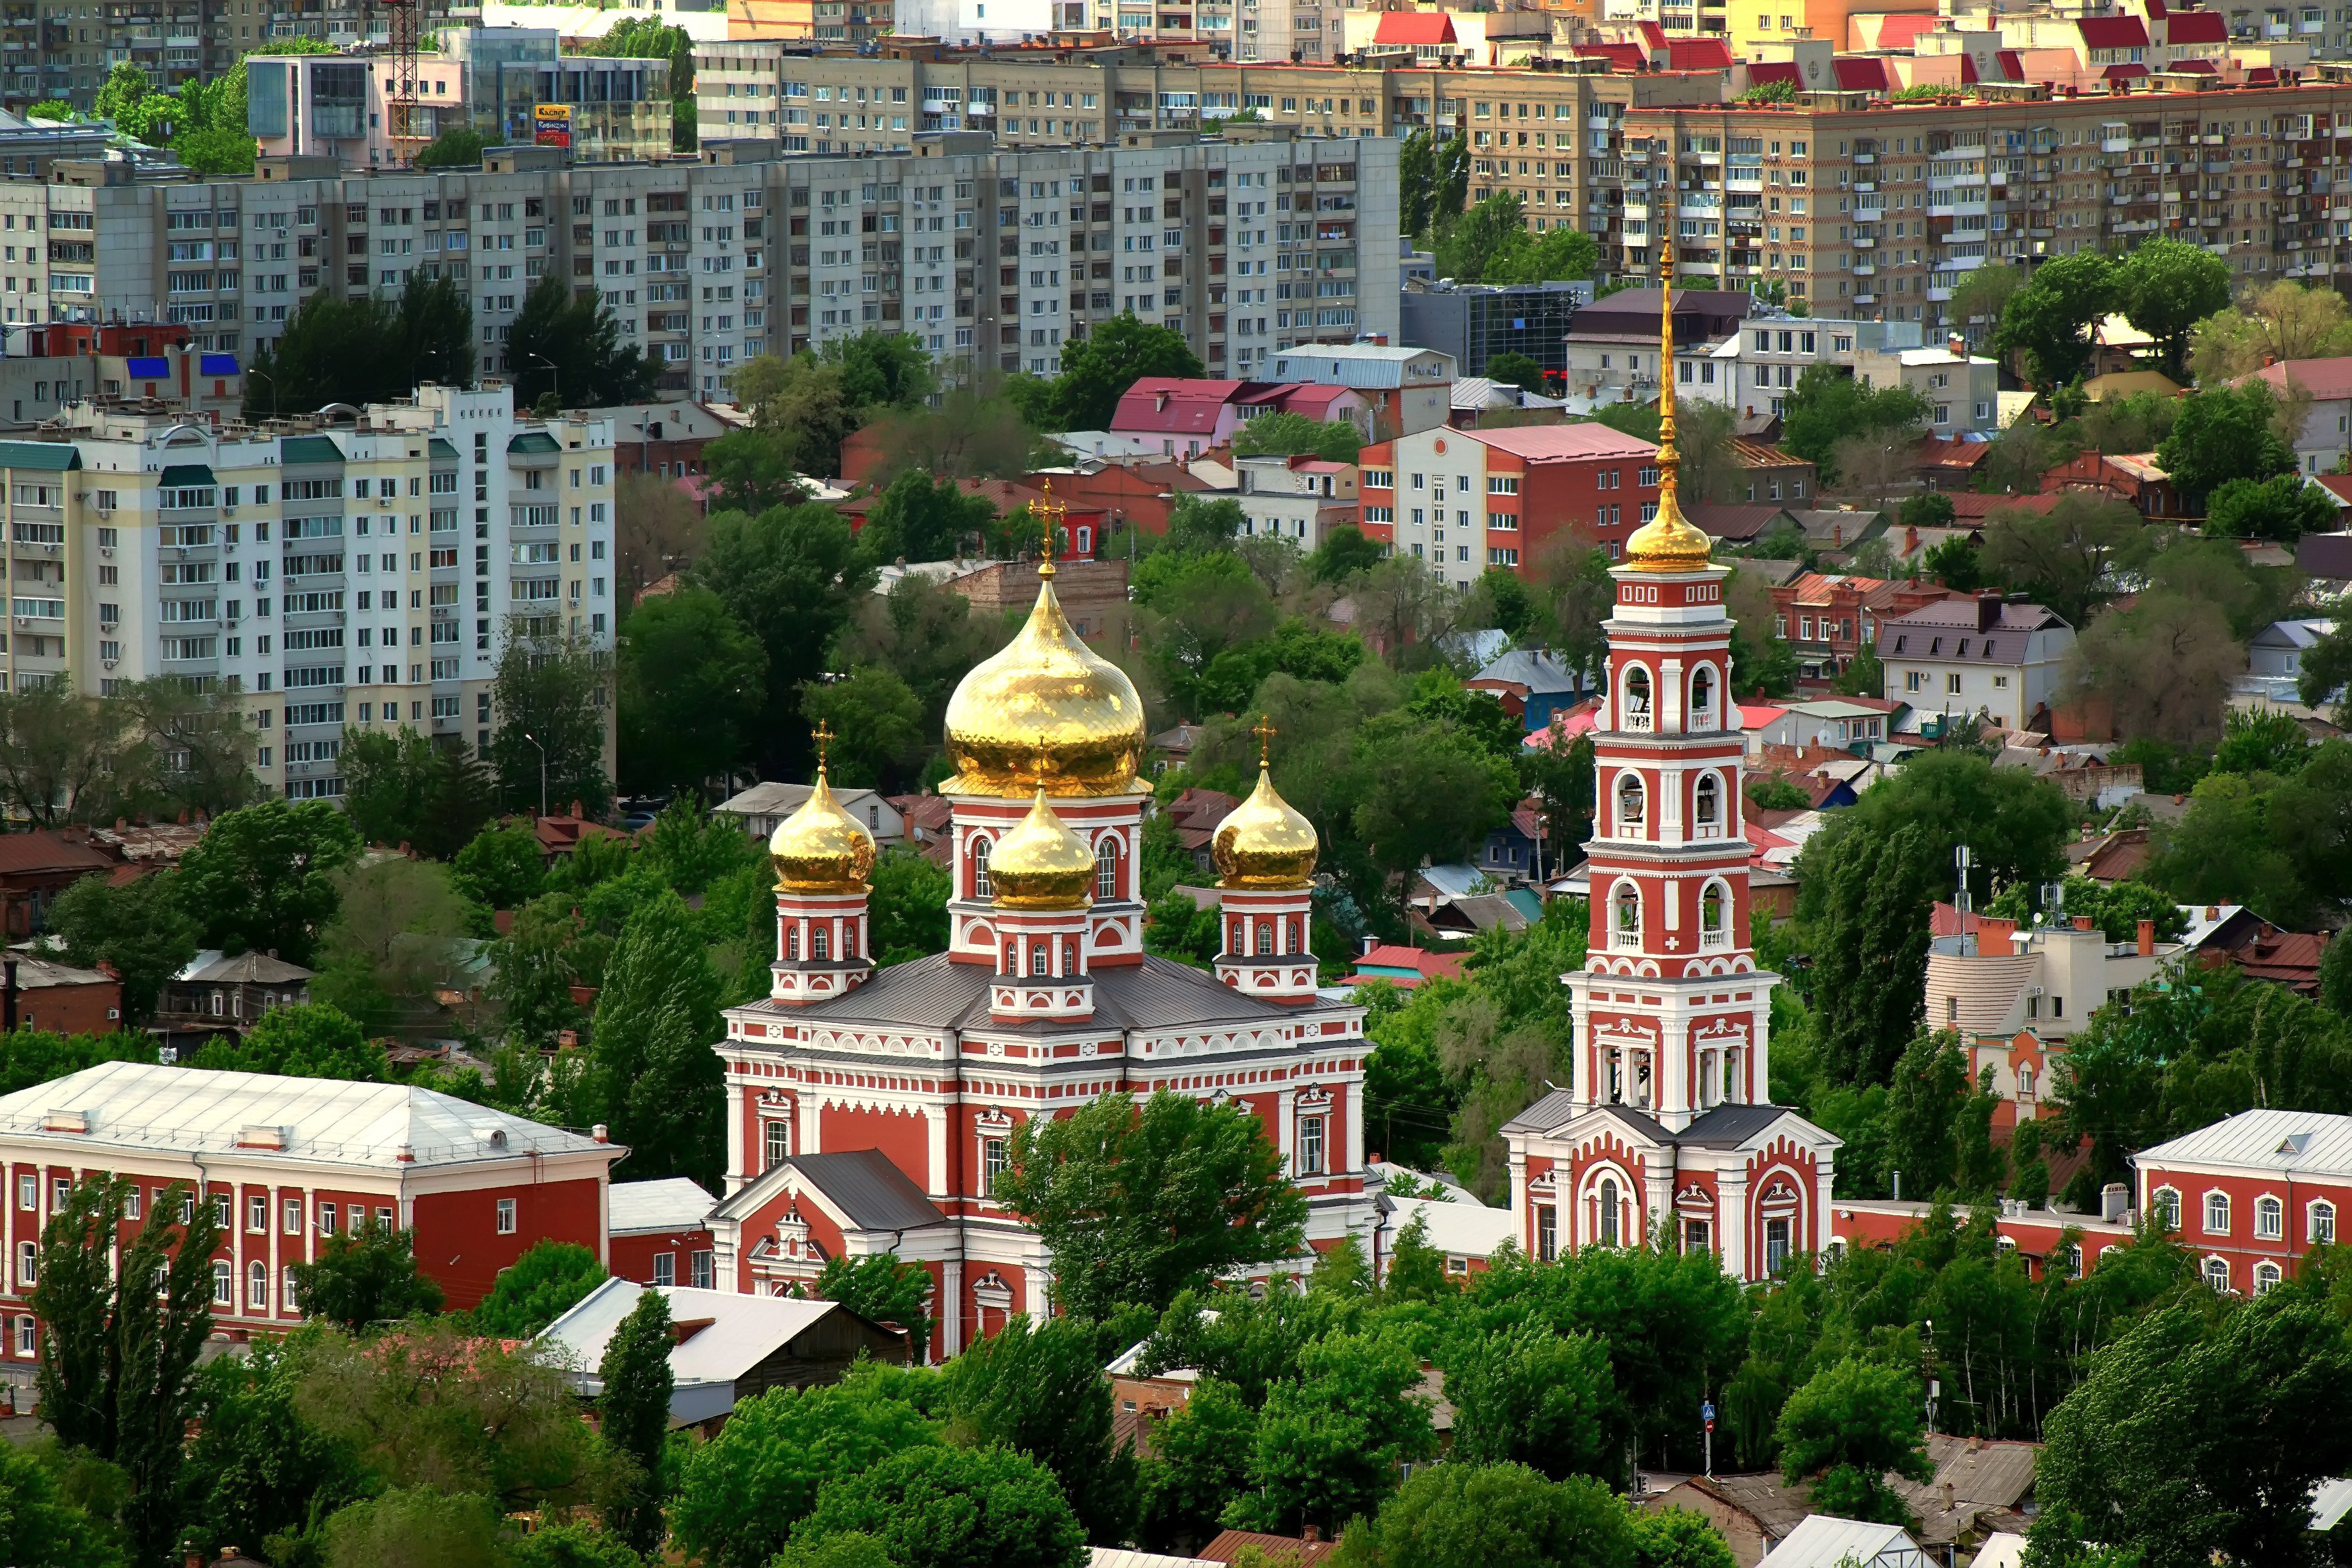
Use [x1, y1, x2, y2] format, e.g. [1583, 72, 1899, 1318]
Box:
[126, 356, 168, 379]
[199, 354, 238, 376]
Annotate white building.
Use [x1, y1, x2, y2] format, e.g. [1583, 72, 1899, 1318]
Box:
[1265, 342, 1455, 440]
[1876, 596, 2075, 732]
[1855, 333, 2002, 437]
[1222, 453, 1358, 547]
[1689, 316, 1926, 421]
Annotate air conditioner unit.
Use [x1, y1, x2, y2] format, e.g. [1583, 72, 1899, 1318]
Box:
[101, 659, 115, 670]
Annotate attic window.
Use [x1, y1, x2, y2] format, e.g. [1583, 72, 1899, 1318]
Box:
[1957, 638, 1971, 656]
[2280, 1132, 2314, 1156]
[1894, 635, 1906, 653]
[1982, 641, 1997, 658]
[479, 1128, 509, 1150]
[1930, 638, 1943, 655]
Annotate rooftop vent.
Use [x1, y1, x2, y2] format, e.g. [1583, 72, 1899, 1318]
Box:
[42, 1109, 86, 1134]
[235, 1124, 286, 1149]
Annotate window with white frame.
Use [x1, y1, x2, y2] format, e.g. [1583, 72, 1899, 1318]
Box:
[2257, 1194, 2284, 1240]
[212, 1260, 231, 1305]
[983, 1136, 1010, 1193]
[2204, 1190, 2231, 1235]
[2313, 1200, 2337, 1246]
[2153, 1186, 2181, 1231]
[248, 1260, 267, 1308]
[247, 1194, 267, 1232]
[13, 1316, 30, 1356]
[1096, 839, 1119, 901]
[2203, 1255, 2231, 1292]
[2254, 1259, 2283, 1295]
[1298, 1115, 1326, 1176]
[496, 1197, 517, 1234]
[1612, 883, 1641, 949]
[653, 1253, 676, 1287]
[14, 1242, 33, 1286]
[765, 1119, 791, 1171]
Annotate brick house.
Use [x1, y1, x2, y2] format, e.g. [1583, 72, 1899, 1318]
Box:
[0, 831, 117, 940]
[7, 955, 122, 1037]
[1769, 573, 1952, 682]
[589, 400, 738, 481]
[1357, 423, 1660, 591]
[0, 1061, 625, 1385]
[2039, 451, 2184, 519]
[606, 1176, 719, 1290]
[2136, 1108, 2352, 1296]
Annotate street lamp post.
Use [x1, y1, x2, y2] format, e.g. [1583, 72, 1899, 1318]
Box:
[530, 353, 560, 407]
[523, 730, 548, 818]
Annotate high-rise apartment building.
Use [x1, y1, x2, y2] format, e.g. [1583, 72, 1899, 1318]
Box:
[0, 384, 616, 801]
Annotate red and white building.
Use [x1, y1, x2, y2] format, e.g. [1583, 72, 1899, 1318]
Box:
[707, 554, 1371, 1359]
[1355, 424, 1661, 596]
[1501, 303, 1839, 1283]
[2133, 1109, 2351, 1297]
[0, 1061, 623, 1376]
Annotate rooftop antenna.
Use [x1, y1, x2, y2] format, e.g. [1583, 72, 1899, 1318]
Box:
[1953, 843, 1973, 919]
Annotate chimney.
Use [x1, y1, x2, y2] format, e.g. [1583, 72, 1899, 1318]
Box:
[1906, 524, 1919, 554]
[2137, 918, 2154, 956]
[1948, 332, 1967, 359]
[2101, 1181, 2129, 1222]
[1302, 1527, 1323, 1545]
[2072, 915, 2094, 930]
[1942, 1481, 1956, 1512]
[593, 1123, 610, 1143]
[1976, 592, 2001, 632]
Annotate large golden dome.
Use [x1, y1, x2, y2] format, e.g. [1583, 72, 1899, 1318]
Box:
[942, 562, 1149, 798]
[988, 786, 1097, 911]
[1623, 494, 1713, 574]
[769, 766, 875, 893]
[1213, 765, 1319, 890]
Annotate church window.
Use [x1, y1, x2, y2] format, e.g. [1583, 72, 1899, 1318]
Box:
[812, 926, 830, 961]
[1598, 1177, 1621, 1246]
[1536, 1204, 1557, 1260]
[1096, 840, 1119, 900]
[765, 1119, 790, 1170]
[1297, 1115, 1326, 1175]
[1003, 940, 1018, 973]
[1618, 774, 1646, 830]
[1695, 774, 1720, 832]
[1621, 666, 1653, 730]
[973, 837, 992, 899]
[1256, 921, 1273, 955]
[1683, 1218, 1710, 1254]
[1766, 1217, 1792, 1275]
[842, 925, 858, 957]
[982, 1136, 1009, 1192]
[786, 925, 800, 960]
[1690, 664, 1716, 726]
[1613, 884, 1640, 947]
[1032, 940, 1051, 976]
[1701, 881, 1728, 948]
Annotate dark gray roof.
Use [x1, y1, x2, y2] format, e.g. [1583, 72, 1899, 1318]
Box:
[1885, 598, 2069, 633]
[1472, 649, 1581, 694]
[775, 951, 1297, 1036]
[1676, 1103, 1800, 1149]
[1499, 1094, 1819, 1152]
[786, 1150, 947, 1232]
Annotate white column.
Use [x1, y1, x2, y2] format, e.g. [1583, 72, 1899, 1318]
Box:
[925, 1110, 949, 1199]
[1344, 1077, 1365, 1173]
[940, 1257, 965, 1359]
[723, 1070, 747, 1194]
[1276, 1087, 1297, 1171]
[1660, 657, 1683, 731]
[1719, 1171, 1751, 1281]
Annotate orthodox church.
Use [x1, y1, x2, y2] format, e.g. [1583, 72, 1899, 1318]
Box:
[1501, 262, 1842, 1282]
[706, 532, 1373, 1358]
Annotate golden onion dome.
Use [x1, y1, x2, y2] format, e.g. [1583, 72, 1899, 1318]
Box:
[1623, 492, 1714, 574]
[1213, 765, 1320, 891]
[942, 562, 1149, 798]
[768, 766, 876, 894]
[987, 786, 1097, 911]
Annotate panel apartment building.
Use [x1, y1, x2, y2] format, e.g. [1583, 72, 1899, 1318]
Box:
[12, 129, 1388, 394]
[0, 382, 616, 802]
[702, 40, 2352, 327]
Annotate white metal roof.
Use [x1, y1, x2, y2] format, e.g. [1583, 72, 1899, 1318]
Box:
[541, 1278, 864, 1399]
[1768, 1515, 1929, 1568]
[1091, 1551, 1216, 1568]
[1379, 1193, 1517, 1260]
[0, 1061, 617, 1172]
[2310, 1479, 2352, 1533]
[607, 1177, 717, 1235]
[2137, 1108, 2352, 1181]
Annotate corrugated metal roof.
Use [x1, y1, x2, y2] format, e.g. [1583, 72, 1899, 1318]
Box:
[541, 1277, 873, 1391]
[158, 464, 216, 487]
[0, 442, 79, 472]
[0, 1061, 616, 1171]
[279, 435, 344, 467]
[786, 1149, 946, 1232]
[2138, 1107, 2352, 1179]
[175, 949, 315, 984]
[787, 951, 1300, 1035]
[608, 1176, 717, 1234]
[507, 431, 562, 455]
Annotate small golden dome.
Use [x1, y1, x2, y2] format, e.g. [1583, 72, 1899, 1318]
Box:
[942, 565, 1149, 798]
[1213, 765, 1319, 890]
[1623, 491, 1714, 574]
[987, 786, 1097, 911]
[768, 767, 876, 894]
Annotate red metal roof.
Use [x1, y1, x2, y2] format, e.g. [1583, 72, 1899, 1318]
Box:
[2248, 355, 2352, 402]
[2076, 15, 2150, 46]
[1833, 57, 1894, 91]
[1455, 424, 1656, 463]
[1669, 37, 1734, 69]
[1109, 377, 1251, 435]
[2170, 55, 2218, 70]
[1371, 11, 1455, 44]
[2165, 9, 2227, 42]
[1747, 60, 1801, 84]
[2102, 62, 2150, 79]
[1998, 49, 2026, 78]
[1637, 20, 1667, 47]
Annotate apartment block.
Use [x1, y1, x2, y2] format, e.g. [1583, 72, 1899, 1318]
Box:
[0, 381, 615, 802]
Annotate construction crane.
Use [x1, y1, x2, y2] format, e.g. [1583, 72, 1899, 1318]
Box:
[381, 0, 426, 153]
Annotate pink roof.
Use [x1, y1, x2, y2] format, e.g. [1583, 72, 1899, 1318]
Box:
[1668, 37, 1734, 69]
[2077, 15, 2150, 45]
[1833, 57, 1894, 91]
[2248, 356, 2352, 402]
[2316, 474, 2352, 506]
[1279, 385, 1353, 420]
[1456, 424, 1656, 463]
[1875, 13, 1940, 46]
[1111, 378, 1250, 435]
[2165, 9, 2227, 42]
[1637, 20, 1668, 47]
[1744, 819, 1795, 855]
[1740, 703, 1791, 728]
[1373, 11, 1455, 44]
[1524, 709, 1599, 749]
[1574, 42, 1647, 68]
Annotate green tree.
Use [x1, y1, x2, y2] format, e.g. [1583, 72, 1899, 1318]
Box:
[945, 1314, 1134, 1543]
[822, 331, 938, 410]
[1307, 524, 1385, 585]
[1234, 412, 1365, 462]
[1883, 1029, 2005, 1199]
[790, 1443, 1083, 1568]
[1226, 1330, 1438, 1536]
[1330, 1464, 1633, 1568]
[2190, 278, 2352, 381]
[33, 1173, 224, 1566]
[452, 818, 548, 912]
[1993, 250, 2114, 387]
[488, 624, 612, 816]
[512, 1523, 649, 1568]
[189, 1002, 389, 1080]
[340, 727, 497, 857]
[814, 1254, 934, 1360]
[861, 470, 1000, 565]
[566, 889, 726, 1185]
[2155, 380, 2295, 507]
[491, 892, 586, 1049]
[800, 668, 927, 790]
[672, 1380, 944, 1568]
[869, 848, 951, 967]
[320, 1485, 509, 1568]
[310, 855, 475, 1033]
[174, 797, 362, 965]
[1482, 225, 1599, 288]
[618, 586, 768, 795]
[42, 871, 197, 1024]
[0, 1440, 127, 1568]
[506, 274, 659, 408]
[1780, 364, 1933, 486]
[1948, 262, 2028, 342]
[414, 124, 492, 166]
[181, 1334, 375, 1566]
[1032, 314, 1205, 431]
[2204, 472, 2337, 542]
[244, 275, 474, 418]
[2113, 236, 2234, 381]
[834, 572, 1010, 741]
[1138, 1377, 1257, 1556]
[2032, 1296, 2352, 1568]
[470, 1240, 609, 1338]
[1774, 1358, 1932, 1526]
[1625, 1508, 1737, 1568]
[289, 1221, 447, 1331]
[1440, 1320, 1615, 1482]
[993, 1089, 1307, 1321]
[1485, 352, 1549, 395]
[600, 1287, 676, 1557]
[702, 427, 811, 516]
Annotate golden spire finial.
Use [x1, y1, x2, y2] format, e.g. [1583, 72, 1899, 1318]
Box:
[1621, 247, 1713, 574]
[1253, 713, 1278, 768]
[1655, 248, 1679, 501]
[813, 720, 834, 773]
[1036, 478, 1066, 578]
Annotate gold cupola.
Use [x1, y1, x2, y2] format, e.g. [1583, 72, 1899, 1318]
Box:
[1622, 255, 1717, 575]
[1212, 718, 1319, 891]
[942, 483, 1148, 798]
[769, 726, 876, 894]
[987, 784, 1097, 911]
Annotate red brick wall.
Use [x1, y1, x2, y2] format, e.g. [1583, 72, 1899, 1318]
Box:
[819, 1104, 931, 1191]
[17, 979, 120, 1036]
[413, 1175, 606, 1310]
[610, 1225, 715, 1288]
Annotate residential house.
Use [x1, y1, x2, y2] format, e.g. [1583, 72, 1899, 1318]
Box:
[1197, 1532, 1338, 1567]
[2, 954, 121, 1037]
[946, 557, 1132, 640]
[529, 809, 639, 865]
[2198, 927, 2328, 995]
[1345, 945, 1465, 990]
[1642, 1473, 1811, 1567]
[606, 1177, 719, 1291]
[1711, 317, 1924, 424]
[1148, 723, 1204, 774]
[0, 831, 116, 939]
[1163, 789, 1243, 874]
[1766, 1516, 1932, 1568]
[87, 820, 206, 869]
[1877, 596, 2077, 732]
[1890, 1435, 2039, 1560]
[1686, 502, 1802, 548]
[1743, 697, 1906, 754]
[1926, 902, 2179, 1127]
[1770, 573, 1949, 682]
[540, 1279, 910, 1427]
[719, 781, 909, 849]
[1373, 1190, 1517, 1283]
[2245, 618, 2337, 706]
[2066, 826, 2151, 885]
[1995, 739, 2148, 811]
[1912, 434, 1998, 492]
[1264, 344, 1456, 442]
[2039, 450, 2185, 518]
[1792, 508, 1887, 558]
[1108, 379, 1374, 459]
[153, 951, 314, 1060]
[1449, 376, 1573, 426]
[594, 400, 738, 481]
[1475, 802, 1552, 885]
[1029, 461, 1216, 540]
[2134, 1106, 2352, 1295]
[1730, 440, 1816, 507]
[1468, 649, 1589, 731]
[2080, 368, 2182, 403]
[1358, 423, 1661, 587]
[1562, 287, 1753, 406]
[1855, 333, 2000, 437]
[2239, 356, 2352, 476]
[1217, 454, 1359, 548]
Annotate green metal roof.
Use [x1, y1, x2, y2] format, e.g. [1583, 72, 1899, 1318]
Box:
[430, 437, 460, 462]
[0, 442, 80, 472]
[506, 431, 561, 455]
[158, 463, 217, 487]
[278, 434, 345, 467]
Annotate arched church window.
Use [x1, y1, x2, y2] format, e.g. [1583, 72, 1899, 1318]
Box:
[1618, 773, 1647, 829]
[1622, 667, 1653, 731]
[1613, 884, 1640, 946]
[1599, 1178, 1621, 1247]
[972, 837, 992, 900]
[1096, 840, 1119, 900]
[786, 925, 799, 961]
[1690, 664, 1716, 727]
[812, 926, 829, 961]
[1695, 774, 1720, 828]
[1032, 940, 1051, 976]
[1256, 922, 1273, 955]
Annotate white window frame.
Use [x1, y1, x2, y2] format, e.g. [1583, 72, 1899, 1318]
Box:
[2203, 1189, 2231, 1236]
